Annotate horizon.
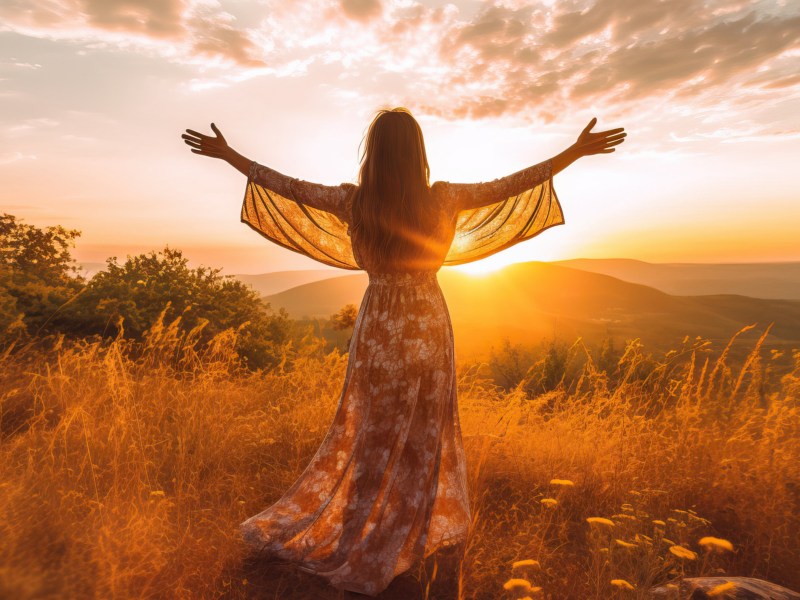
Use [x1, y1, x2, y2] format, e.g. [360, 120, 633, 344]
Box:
[2, 0, 799, 273]
[73, 254, 800, 278]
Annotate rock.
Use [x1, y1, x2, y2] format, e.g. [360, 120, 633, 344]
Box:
[649, 577, 800, 599]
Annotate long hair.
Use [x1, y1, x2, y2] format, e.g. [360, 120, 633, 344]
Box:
[350, 107, 445, 272]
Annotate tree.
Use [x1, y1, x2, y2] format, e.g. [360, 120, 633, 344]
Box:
[331, 304, 358, 330]
[0, 213, 84, 338]
[66, 247, 292, 369]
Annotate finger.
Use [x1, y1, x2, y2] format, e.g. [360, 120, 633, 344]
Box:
[210, 122, 223, 138]
[582, 117, 597, 134]
[587, 131, 626, 144]
[580, 141, 620, 154]
[605, 137, 626, 146]
[185, 128, 211, 140]
[183, 139, 202, 149]
[596, 127, 625, 136]
[583, 139, 616, 150]
[182, 134, 203, 144]
[588, 134, 626, 146]
[603, 132, 627, 141]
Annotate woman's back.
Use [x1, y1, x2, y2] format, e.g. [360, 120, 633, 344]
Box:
[349, 184, 457, 274]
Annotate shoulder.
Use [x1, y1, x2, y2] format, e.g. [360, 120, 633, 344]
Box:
[336, 183, 357, 221]
[430, 181, 459, 219]
[430, 181, 451, 202]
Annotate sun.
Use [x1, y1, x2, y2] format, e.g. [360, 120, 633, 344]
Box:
[451, 254, 514, 276]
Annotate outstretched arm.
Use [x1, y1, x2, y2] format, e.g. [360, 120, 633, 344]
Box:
[181, 123, 353, 217]
[440, 117, 625, 212]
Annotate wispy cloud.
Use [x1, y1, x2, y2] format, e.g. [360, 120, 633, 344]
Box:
[3, 0, 799, 138]
[0, 151, 38, 164]
[0, 0, 265, 66]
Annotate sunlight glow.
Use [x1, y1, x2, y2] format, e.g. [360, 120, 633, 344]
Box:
[452, 253, 519, 275]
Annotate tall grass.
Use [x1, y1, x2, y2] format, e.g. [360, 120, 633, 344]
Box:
[1, 315, 797, 599]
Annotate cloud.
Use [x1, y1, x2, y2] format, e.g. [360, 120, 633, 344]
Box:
[0, 0, 265, 67]
[3, 0, 799, 138]
[425, 0, 800, 122]
[341, 0, 383, 22]
[80, 0, 185, 39]
[0, 151, 38, 165]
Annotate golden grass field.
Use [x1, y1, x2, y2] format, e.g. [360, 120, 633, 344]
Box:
[1, 314, 798, 599]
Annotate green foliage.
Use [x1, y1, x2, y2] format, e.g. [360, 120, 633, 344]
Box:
[0, 213, 84, 338]
[65, 247, 292, 369]
[0, 215, 298, 369]
[485, 339, 538, 390]
[481, 336, 624, 397]
[331, 304, 358, 330]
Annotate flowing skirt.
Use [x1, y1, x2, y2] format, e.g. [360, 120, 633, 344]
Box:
[239, 270, 471, 596]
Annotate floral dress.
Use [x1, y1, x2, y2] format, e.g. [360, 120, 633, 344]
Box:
[238, 158, 563, 596]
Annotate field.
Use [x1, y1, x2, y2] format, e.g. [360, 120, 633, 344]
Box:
[1, 315, 798, 599]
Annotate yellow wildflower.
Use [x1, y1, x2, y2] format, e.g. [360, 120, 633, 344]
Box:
[699, 537, 734, 553]
[550, 479, 575, 487]
[611, 579, 635, 591]
[652, 520, 666, 527]
[669, 545, 697, 560]
[615, 539, 637, 548]
[612, 514, 637, 520]
[540, 498, 558, 507]
[503, 578, 532, 592]
[586, 517, 615, 528]
[512, 559, 540, 570]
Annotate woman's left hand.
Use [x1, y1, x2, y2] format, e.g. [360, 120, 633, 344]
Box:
[573, 118, 626, 157]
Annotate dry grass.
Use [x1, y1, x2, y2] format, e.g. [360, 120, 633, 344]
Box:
[1, 316, 798, 599]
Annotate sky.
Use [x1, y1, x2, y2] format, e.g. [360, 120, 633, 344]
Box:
[1, 0, 799, 275]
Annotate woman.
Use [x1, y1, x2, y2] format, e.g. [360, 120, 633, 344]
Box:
[182, 108, 625, 596]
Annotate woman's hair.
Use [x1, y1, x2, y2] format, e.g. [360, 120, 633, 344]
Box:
[350, 107, 446, 271]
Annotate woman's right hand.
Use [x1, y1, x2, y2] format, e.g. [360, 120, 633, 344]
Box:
[182, 123, 230, 160]
[572, 117, 626, 158]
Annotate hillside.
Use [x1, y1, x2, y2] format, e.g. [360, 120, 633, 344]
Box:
[232, 269, 343, 297]
[264, 262, 800, 356]
[556, 258, 800, 299]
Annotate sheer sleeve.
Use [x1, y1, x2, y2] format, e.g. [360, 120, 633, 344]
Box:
[240, 161, 360, 270]
[435, 158, 565, 266]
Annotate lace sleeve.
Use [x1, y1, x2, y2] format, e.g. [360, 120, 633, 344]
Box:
[248, 161, 354, 222]
[446, 159, 553, 212]
[240, 161, 360, 270]
[433, 158, 565, 266]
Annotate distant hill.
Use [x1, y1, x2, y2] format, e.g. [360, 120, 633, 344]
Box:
[76, 262, 107, 278]
[85, 258, 800, 300]
[233, 269, 343, 297]
[556, 259, 800, 299]
[264, 262, 800, 357]
[77, 263, 342, 296]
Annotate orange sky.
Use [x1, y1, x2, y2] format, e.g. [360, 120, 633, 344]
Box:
[1, 0, 799, 274]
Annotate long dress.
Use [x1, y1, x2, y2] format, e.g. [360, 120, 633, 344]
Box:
[238, 157, 564, 596]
